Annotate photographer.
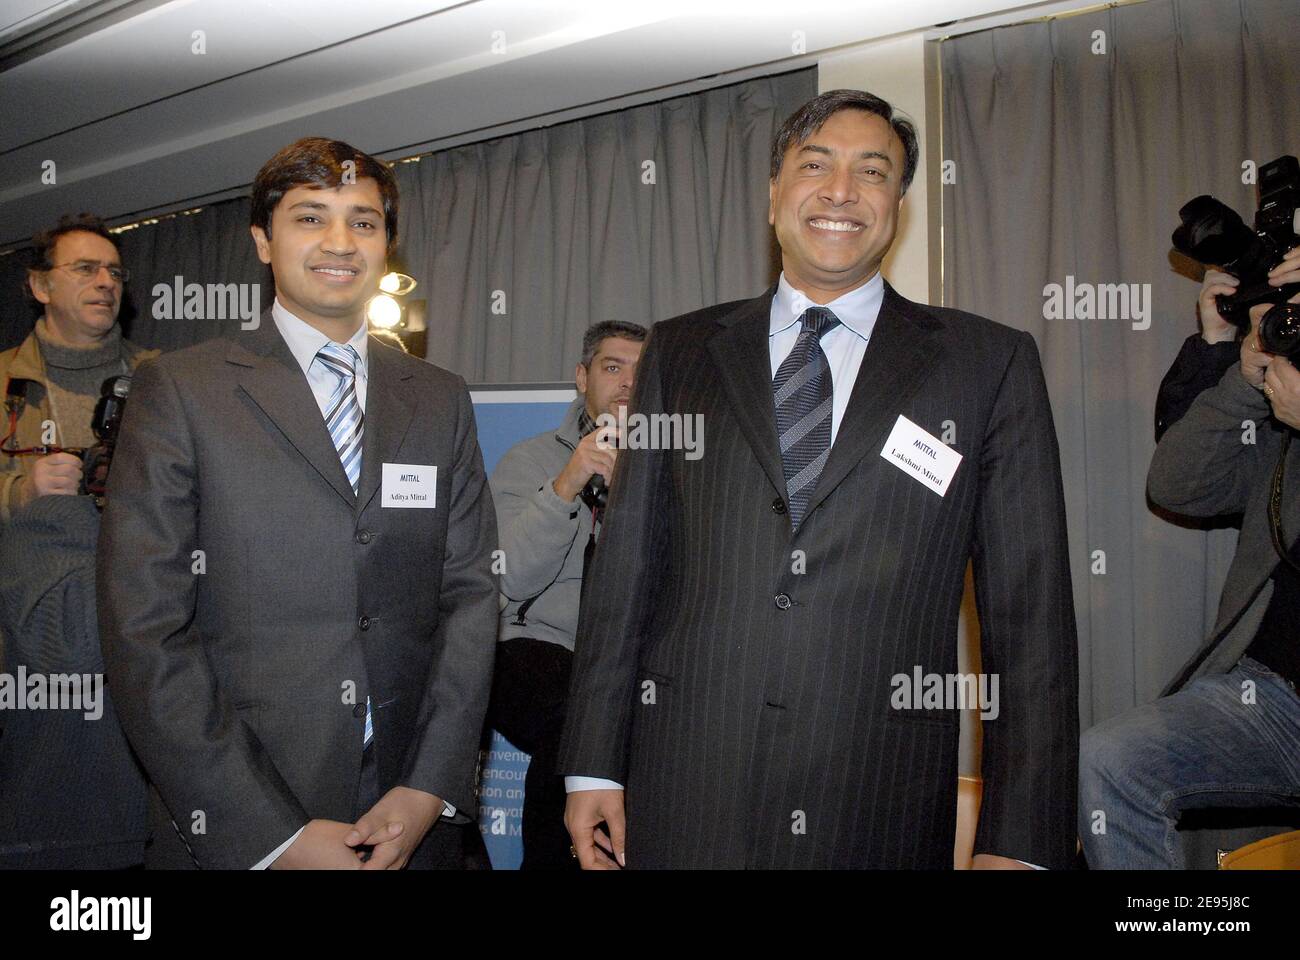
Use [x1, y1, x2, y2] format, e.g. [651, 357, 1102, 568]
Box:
[0, 215, 156, 520]
[1080, 291, 1300, 868]
[1155, 247, 1300, 442]
[0, 214, 155, 868]
[486, 320, 645, 869]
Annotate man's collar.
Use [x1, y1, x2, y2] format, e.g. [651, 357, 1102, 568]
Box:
[271, 298, 369, 376]
[770, 271, 885, 341]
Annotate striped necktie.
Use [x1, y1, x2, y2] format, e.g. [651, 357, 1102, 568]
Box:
[317, 342, 373, 748]
[773, 306, 841, 529]
[316, 342, 364, 496]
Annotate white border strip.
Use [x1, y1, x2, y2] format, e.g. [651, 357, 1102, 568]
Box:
[471, 388, 576, 405]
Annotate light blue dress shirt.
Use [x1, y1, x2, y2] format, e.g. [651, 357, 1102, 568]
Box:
[565, 272, 882, 795]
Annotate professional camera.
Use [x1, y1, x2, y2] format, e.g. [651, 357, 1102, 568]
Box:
[1172, 154, 1300, 359]
[3, 374, 130, 508]
[79, 375, 132, 505]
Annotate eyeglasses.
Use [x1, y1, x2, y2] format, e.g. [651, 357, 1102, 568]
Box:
[48, 260, 130, 284]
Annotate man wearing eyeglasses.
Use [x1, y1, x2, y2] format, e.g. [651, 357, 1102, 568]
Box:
[0, 214, 156, 523]
[0, 213, 155, 868]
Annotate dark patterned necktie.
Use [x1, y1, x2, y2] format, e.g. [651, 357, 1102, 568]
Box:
[773, 306, 841, 528]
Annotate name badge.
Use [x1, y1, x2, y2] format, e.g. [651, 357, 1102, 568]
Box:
[381, 463, 437, 508]
[879, 415, 962, 497]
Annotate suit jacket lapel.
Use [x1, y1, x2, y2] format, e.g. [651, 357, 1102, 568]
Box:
[705, 282, 948, 519]
[229, 310, 357, 508]
[801, 281, 946, 521]
[707, 288, 787, 498]
[354, 342, 416, 515]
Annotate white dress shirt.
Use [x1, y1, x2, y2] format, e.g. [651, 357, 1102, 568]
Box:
[252, 300, 451, 870]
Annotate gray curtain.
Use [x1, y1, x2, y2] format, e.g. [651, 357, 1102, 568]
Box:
[1, 68, 815, 376]
[940, 0, 1300, 729]
[114, 200, 270, 351]
[394, 69, 813, 381]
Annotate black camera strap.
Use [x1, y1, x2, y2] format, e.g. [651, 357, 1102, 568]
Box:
[1267, 431, 1300, 575]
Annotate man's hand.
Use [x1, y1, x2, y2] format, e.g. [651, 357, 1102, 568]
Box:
[1263, 355, 1300, 431]
[23, 452, 83, 501]
[1198, 268, 1239, 344]
[346, 786, 441, 870]
[270, 819, 364, 869]
[564, 789, 625, 869]
[1267, 244, 1300, 292]
[1241, 309, 1276, 389]
[971, 854, 1034, 870]
[553, 422, 620, 502]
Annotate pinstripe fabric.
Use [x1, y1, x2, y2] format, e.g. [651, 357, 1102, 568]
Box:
[773, 307, 840, 528]
[558, 282, 1079, 869]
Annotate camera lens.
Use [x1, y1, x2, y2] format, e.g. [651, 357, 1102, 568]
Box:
[1172, 195, 1259, 272]
[1259, 302, 1300, 359]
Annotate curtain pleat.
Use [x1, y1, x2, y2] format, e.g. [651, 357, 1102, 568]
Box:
[1, 68, 814, 382]
[941, 0, 1300, 727]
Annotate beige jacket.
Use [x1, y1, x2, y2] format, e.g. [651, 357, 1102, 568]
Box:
[0, 327, 158, 523]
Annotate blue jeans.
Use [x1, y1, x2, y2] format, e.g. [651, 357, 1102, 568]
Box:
[1078, 656, 1300, 869]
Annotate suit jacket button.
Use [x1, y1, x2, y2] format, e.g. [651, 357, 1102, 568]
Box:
[352, 703, 367, 719]
[774, 594, 792, 610]
[358, 616, 371, 630]
[356, 530, 372, 544]
[771, 498, 787, 515]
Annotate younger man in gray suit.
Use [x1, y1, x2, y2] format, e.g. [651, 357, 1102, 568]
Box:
[98, 138, 499, 869]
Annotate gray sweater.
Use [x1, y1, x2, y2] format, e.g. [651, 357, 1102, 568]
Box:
[490, 398, 596, 651]
[1148, 361, 1300, 693]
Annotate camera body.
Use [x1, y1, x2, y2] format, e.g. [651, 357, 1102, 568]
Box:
[1172, 155, 1300, 358]
[79, 375, 132, 505]
[578, 473, 608, 511]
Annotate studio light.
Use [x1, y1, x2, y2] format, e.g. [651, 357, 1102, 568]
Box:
[367, 293, 402, 328]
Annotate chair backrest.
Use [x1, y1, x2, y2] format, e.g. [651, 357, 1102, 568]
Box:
[1219, 829, 1300, 869]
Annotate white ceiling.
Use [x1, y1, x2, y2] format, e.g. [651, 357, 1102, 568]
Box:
[0, 0, 1054, 249]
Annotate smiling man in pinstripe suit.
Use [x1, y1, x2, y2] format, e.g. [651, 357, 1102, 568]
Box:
[559, 90, 1079, 870]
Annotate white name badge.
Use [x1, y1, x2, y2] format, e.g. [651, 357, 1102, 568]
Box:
[381, 463, 437, 508]
[879, 415, 962, 497]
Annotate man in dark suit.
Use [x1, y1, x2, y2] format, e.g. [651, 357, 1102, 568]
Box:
[97, 138, 498, 869]
[559, 90, 1079, 870]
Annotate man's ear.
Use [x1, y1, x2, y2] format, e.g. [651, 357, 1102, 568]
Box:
[27, 270, 51, 306]
[574, 361, 588, 397]
[250, 225, 272, 265]
[768, 178, 777, 227]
